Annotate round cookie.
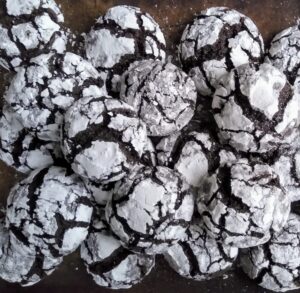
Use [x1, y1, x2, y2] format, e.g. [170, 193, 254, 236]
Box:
[156, 123, 221, 188]
[197, 159, 290, 248]
[5, 52, 107, 142]
[212, 63, 299, 154]
[120, 60, 197, 137]
[179, 7, 264, 96]
[106, 166, 195, 255]
[0, 218, 62, 287]
[0, 0, 68, 71]
[0, 104, 62, 173]
[266, 24, 300, 87]
[81, 209, 155, 289]
[6, 166, 93, 258]
[61, 96, 148, 184]
[85, 5, 166, 94]
[240, 213, 300, 292]
[164, 217, 238, 281]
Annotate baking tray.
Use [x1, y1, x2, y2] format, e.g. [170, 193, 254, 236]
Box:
[0, 0, 300, 292]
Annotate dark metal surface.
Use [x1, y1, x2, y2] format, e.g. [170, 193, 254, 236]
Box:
[0, 0, 300, 292]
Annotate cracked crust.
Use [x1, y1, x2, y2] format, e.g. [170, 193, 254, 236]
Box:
[164, 217, 238, 281]
[4, 52, 107, 142]
[240, 213, 300, 292]
[85, 5, 166, 95]
[0, 217, 62, 287]
[106, 166, 195, 255]
[212, 63, 299, 154]
[120, 60, 197, 136]
[0, 104, 63, 173]
[81, 208, 155, 289]
[0, 0, 68, 71]
[197, 159, 290, 248]
[61, 96, 148, 184]
[5, 166, 93, 258]
[179, 7, 264, 96]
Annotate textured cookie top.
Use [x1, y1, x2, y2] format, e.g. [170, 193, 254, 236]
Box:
[5, 52, 107, 142]
[197, 159, 290, 248]
[106, 166, 195, 255]
[62, 96, 148, 184]
[179, 7, 264, 96]
[164, 217, 238, 281]
[120, 60, 197, 136]
[240, 213, 300, 292]
[0, 104, 62, 173]
[0, 0, 67, 71]
[213, 63, 299, 154]
[81, 209, 155, 289]
[6, 166, 93, 258]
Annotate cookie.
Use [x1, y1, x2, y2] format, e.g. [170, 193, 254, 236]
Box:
[81, 209, 155, 289]
[106, 166, 195, 255]
[0, 104, 62, 173]
[61, 96, 148, 184]
[197, 159, 290, 248]
[212, 63, 299, 154]
[0, 0, 68, 71]
[156, 123, 220, 187]
[164, 217, 238, 281]
[179, 7, 264, 96]
[240, 213, 300, 292]
[0, 218, 62, 287]
[5, 52, 107, 142]
[6, 166, 93, 258]
[85, 5, 166, 94]
[120, 60, 197, 136]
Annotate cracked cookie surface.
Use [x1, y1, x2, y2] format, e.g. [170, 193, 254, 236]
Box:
[179, 6, 264, 96]
[106, 166, 195, 255]
[85, 5, 166, 94]
[0, 0, 68, 71]
[120, 60, 197, 137]
[5, 52, 107, 142]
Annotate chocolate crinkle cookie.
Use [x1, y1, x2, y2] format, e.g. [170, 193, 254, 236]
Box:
[61, 96, 148, 184]
[179, 7, 264, 96]
[120, 60, 197, 137]
[81, 208, 155, 289]
[6, 166, 93, 258]
[197, 159, 290, 248]
[85, 5, 166, 94]
[106, 166, 195, 255]
[0, 104, 62, 173]
[4, 52, 107, 142]
[0, 217, 63, 287]
[164, 217, 238, 281]
[240, 213, 300, 292]
[0, 0, 68, 71]
[212, 63, 299, 154]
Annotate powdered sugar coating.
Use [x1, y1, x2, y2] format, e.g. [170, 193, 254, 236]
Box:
[240, 213, 300, 292]
[120, 60, 197, 136]
[213, 63, 299, 154]
[0, 218, 62, 287]
[106, 166, 195, 255]
[197, 159, 290, 248]
[6, 166, 93, 258]
[0, 104, 62, 173]
[5, 52, 107, 142]
[0, 0, 67, 71]
[164, 217, 238, 281]
[179, 7, 264, 96]
[62, 96, 148, 184]
[81, 210, 155, 289]
[85, 5, 166, 94]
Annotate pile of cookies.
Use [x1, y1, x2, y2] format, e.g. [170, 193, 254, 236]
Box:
[0, 2, 299, 292]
